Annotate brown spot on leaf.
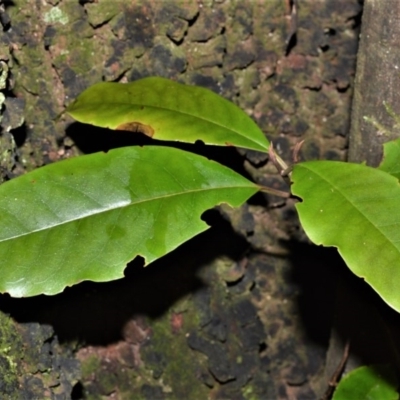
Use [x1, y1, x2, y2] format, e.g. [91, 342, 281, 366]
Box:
[116, 121, 154, 138]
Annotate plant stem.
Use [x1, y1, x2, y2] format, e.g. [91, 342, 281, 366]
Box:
[258, 185, 290, 198]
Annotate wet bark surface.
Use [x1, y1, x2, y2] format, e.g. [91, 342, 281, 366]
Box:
[0, 0, 380, 399]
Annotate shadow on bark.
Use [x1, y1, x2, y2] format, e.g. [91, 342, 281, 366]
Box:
[0, 209, 249, 345]
[286, 240, 400, 371]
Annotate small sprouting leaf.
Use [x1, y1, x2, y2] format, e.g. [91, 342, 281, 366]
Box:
[0, 146, 258, 297]
[332, 364, 399, 400]
[66, 77, 269, 152]
[378, 137, 400, 179]
[291, 160, 400, 312]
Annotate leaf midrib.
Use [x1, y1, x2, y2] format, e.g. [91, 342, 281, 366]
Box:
[72, 100, 267, 149]
[0, 183, 255, 243]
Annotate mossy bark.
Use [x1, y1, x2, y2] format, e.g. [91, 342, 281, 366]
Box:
[0, 311, 79, 398]
[0, 0, 363, 398]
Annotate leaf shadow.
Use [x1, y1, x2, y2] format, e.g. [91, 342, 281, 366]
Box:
[285, 240, 400, 369]
[0, 210, 249, 345]
[66, 121, 253, 178]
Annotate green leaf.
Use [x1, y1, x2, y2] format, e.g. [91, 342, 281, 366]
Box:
[66, 77, 269, 152]
[0, 146, 258, 297]
[378, 137, 400, 179]
[332, 364, 399, 400]
[291, 160, 400, 312]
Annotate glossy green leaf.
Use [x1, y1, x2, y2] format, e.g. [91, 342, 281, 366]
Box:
[333, 364, 399, 400]
[66, 77, 269, 152]
[0, 146, 258, 297]
[291, 161, 400, 312]
[378, 137, 400, 179]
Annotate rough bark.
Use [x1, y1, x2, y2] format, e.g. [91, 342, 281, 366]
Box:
[0, 0, 363, 399]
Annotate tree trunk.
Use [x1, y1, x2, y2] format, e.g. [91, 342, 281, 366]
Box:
[349, 0, 400, 166]
[323, 1, 400, 398]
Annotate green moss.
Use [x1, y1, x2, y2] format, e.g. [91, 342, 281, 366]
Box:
[242, 383, 259, 400]
[0, 313, 23, 396]
[252, 1, 286, 54]
[96, 367, 117, 395]
[86, 1, 119, 26]
[117, 368, 142, 398]
[142, 308, 207, 400]
[81, 355, 101, 380]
